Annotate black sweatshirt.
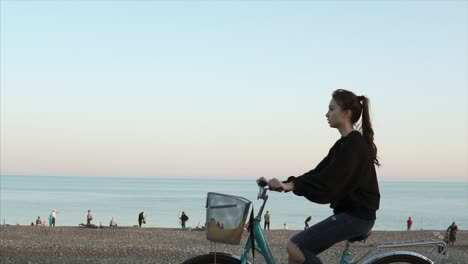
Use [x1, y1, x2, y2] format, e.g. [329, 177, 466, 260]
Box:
[284, 130, 380, 221]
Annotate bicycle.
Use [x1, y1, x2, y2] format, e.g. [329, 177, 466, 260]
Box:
[183, 180, 447, 264]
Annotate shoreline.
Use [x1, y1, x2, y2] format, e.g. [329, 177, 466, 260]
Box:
[1, 226, 466, 264]
[0, 224, 459, 232]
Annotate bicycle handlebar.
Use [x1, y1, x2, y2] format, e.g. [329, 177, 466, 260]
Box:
[256, 177, 268, 188]
[256, 177, 283, 195]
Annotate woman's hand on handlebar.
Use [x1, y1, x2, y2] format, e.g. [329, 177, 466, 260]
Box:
[257, 177, 294, 192]
[268, 178, 285, 192]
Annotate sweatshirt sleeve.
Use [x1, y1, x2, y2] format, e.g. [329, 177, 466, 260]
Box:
[291, 139, 364, 204]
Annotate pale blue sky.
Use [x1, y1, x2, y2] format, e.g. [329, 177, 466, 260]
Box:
[1, 1, 467, 181]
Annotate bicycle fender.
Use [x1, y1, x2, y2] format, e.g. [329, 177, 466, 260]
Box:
[362, 251, 434, 264]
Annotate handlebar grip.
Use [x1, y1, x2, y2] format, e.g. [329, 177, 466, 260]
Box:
[256, 177, 268, 188]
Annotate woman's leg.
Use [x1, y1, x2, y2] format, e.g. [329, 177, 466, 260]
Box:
[288, 212, 374, 264]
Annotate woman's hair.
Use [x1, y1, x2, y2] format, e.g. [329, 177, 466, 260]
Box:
[332, 89, 380, 166]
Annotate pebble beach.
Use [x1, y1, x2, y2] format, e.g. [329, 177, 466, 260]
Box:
[0, 226, 466, 264]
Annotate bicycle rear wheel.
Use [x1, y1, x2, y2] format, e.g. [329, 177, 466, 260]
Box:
[364, 251, 432, 264]
[182, 252, 241, 264]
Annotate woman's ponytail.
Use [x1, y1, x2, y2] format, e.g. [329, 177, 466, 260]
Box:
[332, 90, 380, 167]
[360, 96, 380, 167]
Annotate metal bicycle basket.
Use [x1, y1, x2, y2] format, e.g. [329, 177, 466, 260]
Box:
[205, 192, 251, 245]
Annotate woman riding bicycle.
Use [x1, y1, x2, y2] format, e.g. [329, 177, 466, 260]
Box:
[265, 89, 380, 264]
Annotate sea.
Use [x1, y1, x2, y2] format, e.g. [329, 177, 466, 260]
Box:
[1, 175, 467, 231]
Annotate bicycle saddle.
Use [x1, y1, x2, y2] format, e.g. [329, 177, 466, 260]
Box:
[348, 232, 372, 243]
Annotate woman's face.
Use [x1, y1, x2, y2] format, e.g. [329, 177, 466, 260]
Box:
[326, 99, 350, 128]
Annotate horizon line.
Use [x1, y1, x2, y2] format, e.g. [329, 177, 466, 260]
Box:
[1, 174, 467, 183]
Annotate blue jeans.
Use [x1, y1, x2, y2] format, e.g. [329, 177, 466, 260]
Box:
[290, 212, 374, 264]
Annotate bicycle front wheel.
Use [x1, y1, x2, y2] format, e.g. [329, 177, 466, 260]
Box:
[364, 251, 433, 264]
[182, 252, 241, 264]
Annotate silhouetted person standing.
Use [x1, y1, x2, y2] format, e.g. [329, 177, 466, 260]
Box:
[51, 209, 58, 227]
[447, 222, 458, 246]
[264, 211, 271, 230]
[305, 216, 312, 229]
[87, 210, 93, 226]
[407, 217, 413, 231]
[180, 211, 189, 229]
[138, 212, 145, 228]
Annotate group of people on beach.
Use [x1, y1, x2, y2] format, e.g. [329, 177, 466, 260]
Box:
[32, 209, 191, 230]
[31, 209, 58, 227]
[261, 211, 460, 242]
[405, 216, 458, 245]
[30, 207, 460, 246]
[261, 211, 459, 246]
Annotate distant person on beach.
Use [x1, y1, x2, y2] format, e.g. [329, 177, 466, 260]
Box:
[138, 212, 145, 227]
[49, 214, 53, 227]
[284, 223, 288, 230]
[305, 216, 312, 229]
[407, 217, 413, 231]
[180, 211, 189, 229]
[110, 217, 118, 227]
[446, 222, 458, 246]
[36, 216, 42, 226]
[51, 209, 58, 227]
[42, 219, 48, 227]
[264, 211, 271, 230]
[260, 90, 380, 264]
[87, 210, 93, 226]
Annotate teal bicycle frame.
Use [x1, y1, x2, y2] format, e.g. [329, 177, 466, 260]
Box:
[241, 215, 276, 264]
[240, 186, 276, 264]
